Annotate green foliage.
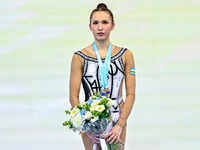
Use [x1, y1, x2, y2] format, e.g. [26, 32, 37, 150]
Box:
[91, 96, 96, 100]
[63, 91, 114, 136]
[65, 110, 70, 114]
[93, 91, 99, 97]
[99, 98, 108, 106]
[102, 111, 109, 118]
[83, 103, 90, 111]
[90, 109, 109, 119]
[76, 104, 82, 110]
[62, 120, 73, 129]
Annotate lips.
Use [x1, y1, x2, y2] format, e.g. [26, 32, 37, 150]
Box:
[98, 32, 104, 36]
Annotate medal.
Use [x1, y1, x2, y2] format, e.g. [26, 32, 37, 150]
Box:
[92, 42, 111, 93]
[100, 88, 111, 96]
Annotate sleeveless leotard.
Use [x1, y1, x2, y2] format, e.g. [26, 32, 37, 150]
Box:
[70, 46, 135, 128]
[74, 48, 127, 125]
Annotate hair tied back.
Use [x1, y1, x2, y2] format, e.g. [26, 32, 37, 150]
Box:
[90, 3, 114, 25]
[97, 3, 108, 10]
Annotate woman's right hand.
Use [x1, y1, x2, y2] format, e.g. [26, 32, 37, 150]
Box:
[85, 132, 100, 144]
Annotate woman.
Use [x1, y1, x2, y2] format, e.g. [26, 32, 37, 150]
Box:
[69, 3, 136, 150]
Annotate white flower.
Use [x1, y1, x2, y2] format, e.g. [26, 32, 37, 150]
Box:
[101, 96, 106, 99]
[72, 113, 84, 128]
[79, 102, 86, 107]
[84, 111, 92, 119]
[90, 104, 96, 111]
[70, 107, 80, 117]
[95, 105, 105, 112]
[90, 100, 100, 111]
[106, 98, 114, 107]
[91, 116, 99, 123]
[93, 100, 100, 104]
[91, 96, 96, 100]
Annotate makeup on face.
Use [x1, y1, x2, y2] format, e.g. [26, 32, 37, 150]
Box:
[90, 12, 114, 41]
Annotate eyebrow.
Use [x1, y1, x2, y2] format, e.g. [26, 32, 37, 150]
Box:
[93, 19, 108, 21]
[93, 19, 109, 22]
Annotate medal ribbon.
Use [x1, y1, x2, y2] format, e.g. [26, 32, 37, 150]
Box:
[92, 42, 112, 91]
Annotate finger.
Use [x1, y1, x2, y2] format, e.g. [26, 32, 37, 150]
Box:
[90, 133, 99, 136]
[104, 132, 111, 139]
[106, 131, 114, 138]
[109, 135, 118, 144]
[114, 136, 120, 144]
[90, 134, 99, 139]
[106, 133, 115, 142]
[93, 138, 100, 144]
[91, 134, 100, 138]
[89, 135, 100, 144]
[95, 134, 100, 138]
[94, 136, 100, 141]
[95, 137, 100, 141]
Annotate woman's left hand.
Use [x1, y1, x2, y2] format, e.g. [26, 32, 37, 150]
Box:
[104, 124, 123, 144]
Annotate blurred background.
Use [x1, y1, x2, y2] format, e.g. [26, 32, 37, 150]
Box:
[0, 0, 200, 150]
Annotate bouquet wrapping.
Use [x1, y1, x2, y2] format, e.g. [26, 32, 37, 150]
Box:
[63, 91, 124, 150]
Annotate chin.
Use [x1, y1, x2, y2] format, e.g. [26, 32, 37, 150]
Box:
[95, 37, 108, 41]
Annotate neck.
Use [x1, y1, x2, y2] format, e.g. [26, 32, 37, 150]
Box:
[94, 39, 110, 51]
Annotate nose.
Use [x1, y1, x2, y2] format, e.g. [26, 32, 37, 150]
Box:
[98, 23, 103, 30]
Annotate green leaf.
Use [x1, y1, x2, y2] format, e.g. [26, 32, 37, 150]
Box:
[65, 110, 70, 114]
[63, 121, 68, 126]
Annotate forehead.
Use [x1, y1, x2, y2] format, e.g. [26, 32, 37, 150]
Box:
[91, 11, 111, 21]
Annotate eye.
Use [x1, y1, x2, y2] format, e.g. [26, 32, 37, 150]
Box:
[93, 21, 98, 25]
[103, 21, 108, 24]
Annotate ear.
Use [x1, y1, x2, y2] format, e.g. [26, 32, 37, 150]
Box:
[89, 24, 92, 31]
[111, 23, 115, 31]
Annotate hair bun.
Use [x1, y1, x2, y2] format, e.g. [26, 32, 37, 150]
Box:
[90, 3, 114, 25]
[97, 3, 108, 10]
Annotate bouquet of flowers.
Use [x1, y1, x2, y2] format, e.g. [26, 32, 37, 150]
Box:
[63, 91, 124, 150]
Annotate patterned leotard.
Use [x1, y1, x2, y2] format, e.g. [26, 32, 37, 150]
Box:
[75, 48, 127, 125]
